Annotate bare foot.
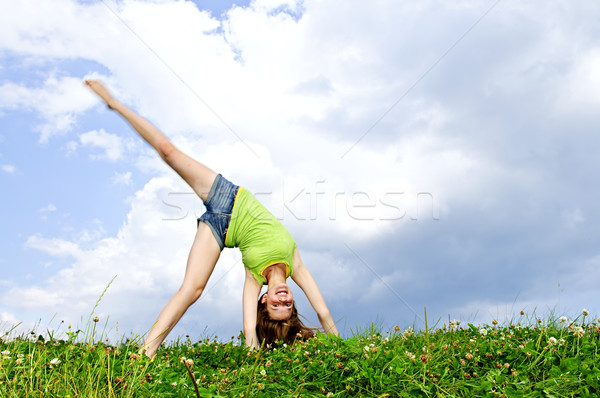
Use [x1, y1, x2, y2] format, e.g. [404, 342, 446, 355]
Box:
[85, 80, 116, 109]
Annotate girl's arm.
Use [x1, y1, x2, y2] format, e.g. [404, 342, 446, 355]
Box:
[242, 267, 262, 349]
[290, 248, 339, 336]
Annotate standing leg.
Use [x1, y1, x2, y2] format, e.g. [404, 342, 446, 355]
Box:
[141, 223, 221, 358]
[85, 80, 217, 201]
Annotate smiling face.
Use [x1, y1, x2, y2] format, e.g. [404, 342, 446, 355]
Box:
[261, 284, 294, 321]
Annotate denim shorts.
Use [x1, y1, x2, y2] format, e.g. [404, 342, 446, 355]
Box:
[197, 174, 240, 250]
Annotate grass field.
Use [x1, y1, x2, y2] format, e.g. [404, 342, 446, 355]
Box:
[1, 310, 599, 397]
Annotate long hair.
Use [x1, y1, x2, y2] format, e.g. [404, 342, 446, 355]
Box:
[256, 293, 314, 346]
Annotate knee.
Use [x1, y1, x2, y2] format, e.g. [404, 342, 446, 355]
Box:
[178, 284, 204, 304]
[157, 140, 177, 161]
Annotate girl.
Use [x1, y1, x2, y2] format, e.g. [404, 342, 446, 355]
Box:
[85, 80, 338, 358]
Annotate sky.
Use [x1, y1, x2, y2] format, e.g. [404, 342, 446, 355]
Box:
[1, 0, 600, 343]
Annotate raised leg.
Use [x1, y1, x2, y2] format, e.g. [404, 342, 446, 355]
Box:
[140, 223, 221, 358]
[85, 80, 217, 201]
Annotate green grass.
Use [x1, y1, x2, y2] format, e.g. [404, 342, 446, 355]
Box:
[1, 311, 599, 397]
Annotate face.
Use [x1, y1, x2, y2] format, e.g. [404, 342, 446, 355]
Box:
[262, 283, 294, 321]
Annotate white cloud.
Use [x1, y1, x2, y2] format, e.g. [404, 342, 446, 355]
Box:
[39, 204, 57, 213]
[112, 171, 133, 186]
[25, 235, 83, 258]
[78, 220, 107, 243]
[6, 287, 66, 311]
[1, 164, 15, 173]
[2, 0, 600, 339]
[79, 129, 125, 161]
[3, 176, 217, 335]
[63, 140, 79, 157]
[0, 76, 98, 142]
[0, 311, 19, 325]
[562, 208, 585, 229]
[39, 204, 57, 221]
[559, 48, 600, 113]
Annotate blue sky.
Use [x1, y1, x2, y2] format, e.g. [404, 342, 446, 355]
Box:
[1, 0, 600, 342]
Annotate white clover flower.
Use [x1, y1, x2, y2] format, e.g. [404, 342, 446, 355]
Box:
[548, 337, 558, 346]
[259, 369, 266, 376]
[559, 316, 568, 323]
[363, 346, 370, 352]
[574, 327, 585, 338]
[582, 309, 589, 316]
[171, 382, 177, 387]
[50, 358, 60, 365]
[479, 328, 488, 336]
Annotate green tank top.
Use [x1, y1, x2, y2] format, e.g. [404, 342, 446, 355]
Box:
[224, 188, 296, 285]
